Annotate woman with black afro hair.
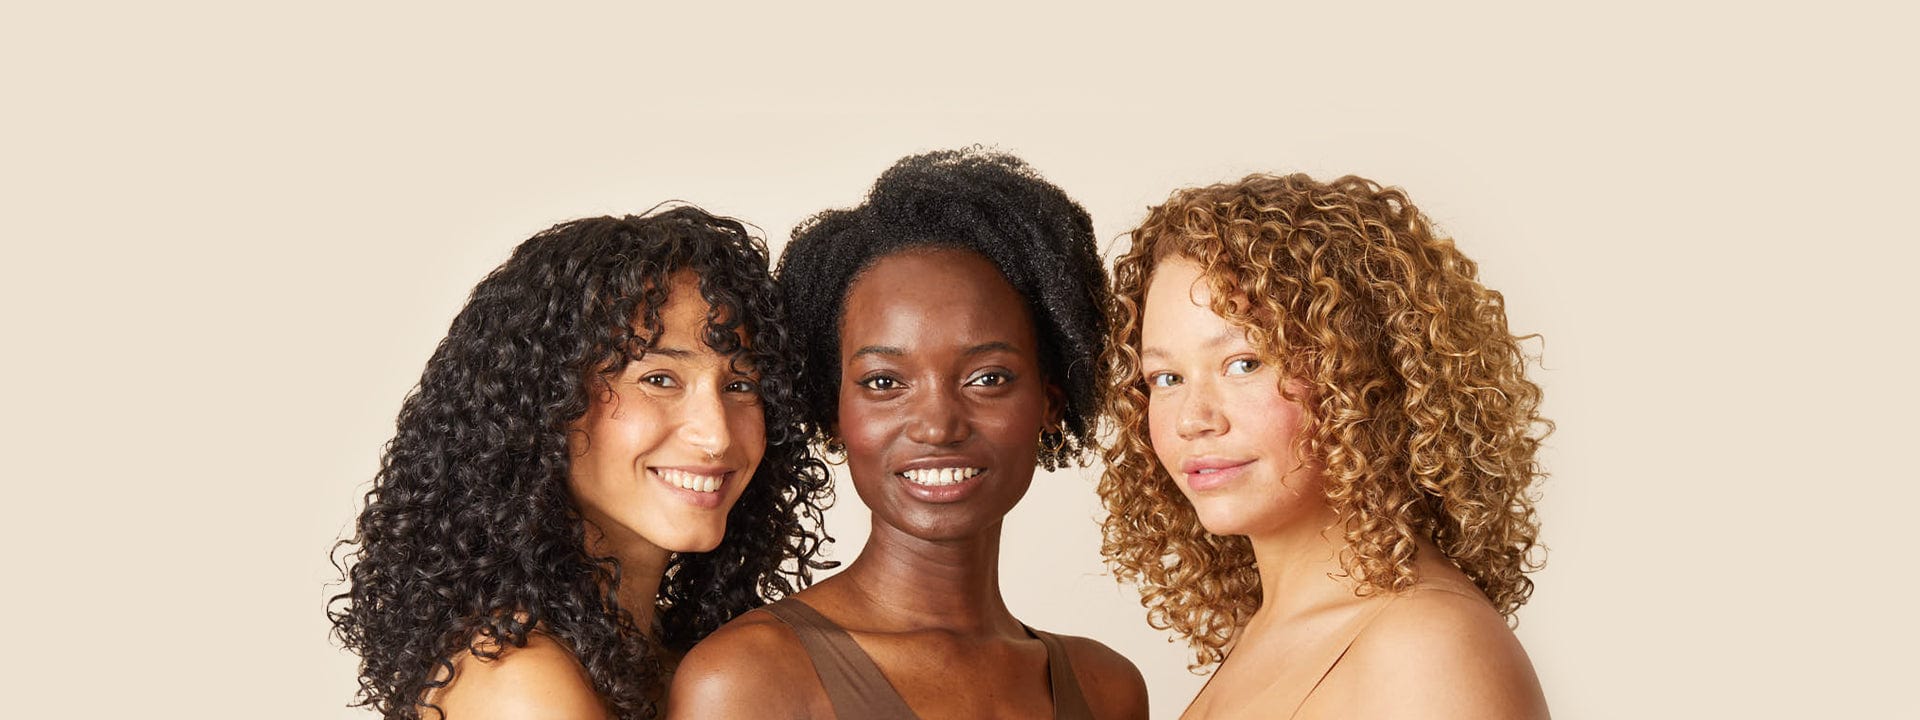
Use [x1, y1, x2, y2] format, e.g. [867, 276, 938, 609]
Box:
[669, 148, 1148, 720]
[329, 205, 833, 720]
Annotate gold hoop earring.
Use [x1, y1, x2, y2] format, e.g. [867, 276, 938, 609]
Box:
[1037, 428, 1067, 471]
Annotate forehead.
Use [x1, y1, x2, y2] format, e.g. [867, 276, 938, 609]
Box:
[1141, 257, 1248, 348]
[840, 247, 1036, 350]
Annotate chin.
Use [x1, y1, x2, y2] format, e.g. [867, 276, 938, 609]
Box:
[1191, 502, 1269, 538]
[659, 522, 732, 552]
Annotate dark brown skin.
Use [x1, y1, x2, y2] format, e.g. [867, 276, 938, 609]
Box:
[668, 248, 1148, 720]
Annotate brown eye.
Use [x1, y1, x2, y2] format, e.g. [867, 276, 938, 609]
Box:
[858, 375, 903, 391]
[965, 370, 1013, 387]
[641, 372, 679, 388]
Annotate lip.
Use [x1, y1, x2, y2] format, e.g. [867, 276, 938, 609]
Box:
[650, 465, 736, 510]
[1178, 456, 1254, 492]
[892, 455, 990, 504]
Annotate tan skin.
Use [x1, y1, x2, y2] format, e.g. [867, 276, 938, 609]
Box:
[427, 273, 767, 720]
[1142, 258, 1547, 720]
[669, 248, 1148, 720]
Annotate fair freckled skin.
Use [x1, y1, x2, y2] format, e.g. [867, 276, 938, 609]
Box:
[428, 271, 768, 720]
[666, 248, 1148, 720]
[1141, 258, 1546, 720]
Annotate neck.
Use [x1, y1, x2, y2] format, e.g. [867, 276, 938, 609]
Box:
[1246, 501, 1359, 622]
[836, 514, 1019, 635]
[583, 519, 671, 638]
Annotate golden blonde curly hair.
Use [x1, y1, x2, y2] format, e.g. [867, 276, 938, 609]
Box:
[1098, 173, 1550, 670]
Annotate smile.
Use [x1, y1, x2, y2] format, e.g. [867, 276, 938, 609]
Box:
[654, 467, 728, 493]
[898, 467, 985, 486]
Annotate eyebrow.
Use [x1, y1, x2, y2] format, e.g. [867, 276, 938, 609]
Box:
[642, 346, 696, 359]
[963, 341, 1020, 357]
[849, 341, 1023, 361]
[1140, 329, 1243, 362]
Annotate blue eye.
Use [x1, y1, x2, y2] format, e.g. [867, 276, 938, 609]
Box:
[1147, 372, 1181, 388]
[1226, 358, 1261, 376]
[966, 371, 1013, 387]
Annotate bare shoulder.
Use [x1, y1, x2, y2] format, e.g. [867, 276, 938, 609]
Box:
[666, 609, 821, 720]
[1052, 633, 1150, 720]
[1334, 589, 1548, 719]
[430, 632, 608, 720]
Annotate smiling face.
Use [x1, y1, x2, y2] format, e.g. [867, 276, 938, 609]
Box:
[836, 248, 1060, 541]
[1140, 257, 1325, 538]
[567, 271, 767, 555]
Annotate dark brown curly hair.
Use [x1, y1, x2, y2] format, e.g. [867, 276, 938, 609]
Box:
[1098, 173, 1551, 669]
[329, 206, 834, 719]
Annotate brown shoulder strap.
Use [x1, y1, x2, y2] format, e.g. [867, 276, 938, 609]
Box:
[1028, 628, 1096, 720]
[760, 599, 919, 720]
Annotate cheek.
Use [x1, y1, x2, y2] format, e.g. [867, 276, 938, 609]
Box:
[1229, 389, 1312, 475]
[731, 403, 769, 468]
[1145, 395, 1181, 467]
[836, 396, 891, 458]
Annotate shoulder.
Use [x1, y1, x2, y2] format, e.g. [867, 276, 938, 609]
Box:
[1335, 588, 1547, 719]
[666, 609, 821, 720]
[430, 632, 608, 720]
[1050, 633, 1150, 720]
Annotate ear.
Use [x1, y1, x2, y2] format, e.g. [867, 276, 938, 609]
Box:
[1042, 381, 1067, 432]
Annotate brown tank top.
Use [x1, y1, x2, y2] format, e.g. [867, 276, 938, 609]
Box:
[761, 598, 1096, 720]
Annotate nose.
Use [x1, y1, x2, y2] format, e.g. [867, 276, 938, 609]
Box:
[679, 384, 734, 459]
[903, 383, 971, 447]
[1175, 376, 1229, 440]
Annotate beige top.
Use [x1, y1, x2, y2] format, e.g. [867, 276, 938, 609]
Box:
[761, 598, 1095, 720]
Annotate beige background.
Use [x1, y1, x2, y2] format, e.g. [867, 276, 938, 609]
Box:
[5, 2, 1914, 718]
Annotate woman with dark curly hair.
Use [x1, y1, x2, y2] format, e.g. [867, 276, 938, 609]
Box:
[668, 149, 1148, 719]
[329, 206, 833, 720]
[1101, 174, 1551, 719]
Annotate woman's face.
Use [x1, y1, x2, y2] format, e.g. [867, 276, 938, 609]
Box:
[836, 248, 1059, 541]
[1140, 257, 1324, 538]
[568, 271, 767, 554]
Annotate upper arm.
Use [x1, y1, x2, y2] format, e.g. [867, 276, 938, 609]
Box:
[1339, 593, 1548, 720]
[1059, 635, 1150, 720]
[429, 633, 608, 720]
[665, 615, 819, 720]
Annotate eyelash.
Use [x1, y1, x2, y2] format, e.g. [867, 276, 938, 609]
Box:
[858, 375, 902, 391]
[639, 373, 759, 396]
[1146, 358, 1262, 389]
[856, 371, 1015, 390]
[966, 370, 1014, 387]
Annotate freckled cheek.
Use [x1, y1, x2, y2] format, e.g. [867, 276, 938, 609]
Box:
[1145, 397, 1183, 471]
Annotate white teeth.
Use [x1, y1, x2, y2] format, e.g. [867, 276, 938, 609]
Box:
[659, 468, 724, 493]
[899, 467, 984, 486]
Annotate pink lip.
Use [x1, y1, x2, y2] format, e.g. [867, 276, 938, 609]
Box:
[649, 466, 737, 510]
[1178, 457, 1253, 492]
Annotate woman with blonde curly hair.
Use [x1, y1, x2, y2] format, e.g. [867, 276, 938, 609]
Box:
[1099, 174, 1551, 719]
